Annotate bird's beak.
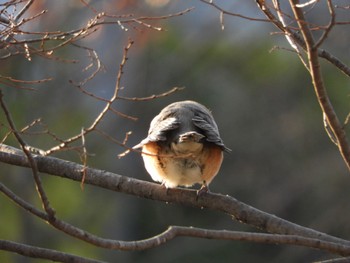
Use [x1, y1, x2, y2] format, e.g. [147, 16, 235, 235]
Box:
[178, 132, 205, 143]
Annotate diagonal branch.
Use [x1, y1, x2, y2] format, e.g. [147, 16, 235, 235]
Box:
[252, 0, 350, 171]
[255, 0, 350, 77]
[314, 0, 335, 48]
[272, 0, 309, 69]
[289, 0, 350, 171]
[14, 0, 35, 22]
[0, 91, 55, 218]
[42, 40, 134, 156]
[0, 239, 104, 263]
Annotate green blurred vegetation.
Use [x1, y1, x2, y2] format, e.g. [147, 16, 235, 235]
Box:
[1, 1, 350, 262]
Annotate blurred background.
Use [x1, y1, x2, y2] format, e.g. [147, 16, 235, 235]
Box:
[1, 0, 350, 262]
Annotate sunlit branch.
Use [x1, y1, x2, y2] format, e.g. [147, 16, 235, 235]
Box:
[289, 0, 350, 171]
[1, 144, 350, 248]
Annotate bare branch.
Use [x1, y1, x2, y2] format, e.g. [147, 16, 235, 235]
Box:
[103, 7, 194, 24]
[295, 0, 319, 8]
[108, 107, 138, 121]
[95, 128, 136, 156]
[69, 44, 103, 87]
[199, 0, 271, 23]
[314, 0, 336, 48]
[289, 0, 350, 171]
[1, 144, 350, 248]
[1, 145, 350, 257]
[255, 0, 350, 77]
[80, 127, 88, 188]
[318, 49, 350, 77]
[117, 86, 185, 101]
[345, 113, 350, 127]
[219, 11, 224, 30]
[323, 112, 338, 146]
[0, 75, 52, 90]
[14, 0, 34, 21]
[42, 39, 134, 156]
[2, 173, 350, 256]
[0, 239, 104, 263]
[0, 3, 193, 88]
[0, 91, 55, 218]
[272, 0, 309, 69]
[134, 226, 350, 255]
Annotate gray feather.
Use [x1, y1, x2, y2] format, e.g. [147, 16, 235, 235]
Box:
[133, 100, 231, 152]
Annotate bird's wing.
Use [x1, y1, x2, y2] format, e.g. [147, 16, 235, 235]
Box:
[193, 115, 231, 152]
[133, 116, 179, 149]
[148, 116, 180, 141]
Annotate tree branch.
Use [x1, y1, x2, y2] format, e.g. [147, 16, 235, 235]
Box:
[41, 39, 134, 156]
[1, 144, 350, 249]
[0, 239, 104, 263]
[289, 0, 350, 171]
[145, 226, 350, 256]
[0, 90, 55, 218]
[14, 0, 35, 22]
[255, 0, 350, 77]
[2, 176, 350, 256]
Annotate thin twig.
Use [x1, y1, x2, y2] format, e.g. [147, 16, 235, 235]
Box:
[0, 91, 55, 218]
[0, 75, 52, 84]
[104, 7, 194, 22]
[272, 0, 309, 70]
[43, 40, 134, 156]
[314, 0, 336, 48]
[80, 127, 88, 188]
[344, 113, 350, 127]
[295, 0, 320, 8]
[1, 5, 193, 88]
[0, 239, 104, 263]
[108, 106, 138, 121]
[199, 0, 271, 22]
[19, 118, 42, 133]
[14, 0, 34, 21]
[69, 44, 103, 87]
[117, 86, 185, 101]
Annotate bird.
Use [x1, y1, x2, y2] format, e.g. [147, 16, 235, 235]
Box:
[133, 100, 230, 193]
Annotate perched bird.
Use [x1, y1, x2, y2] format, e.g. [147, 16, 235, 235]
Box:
[133, 100, 230, 193]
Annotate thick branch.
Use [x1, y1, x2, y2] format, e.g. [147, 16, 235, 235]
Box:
[1, 144, 349, 247]
[2, 179, 350, 255]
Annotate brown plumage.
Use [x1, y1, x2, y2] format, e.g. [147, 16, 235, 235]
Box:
[133, 100, 230, 192]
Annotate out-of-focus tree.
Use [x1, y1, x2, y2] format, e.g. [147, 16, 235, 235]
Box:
[1, 0, 350, 262]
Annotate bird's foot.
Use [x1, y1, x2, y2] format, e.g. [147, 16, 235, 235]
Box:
[196, 182, 209, 197]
